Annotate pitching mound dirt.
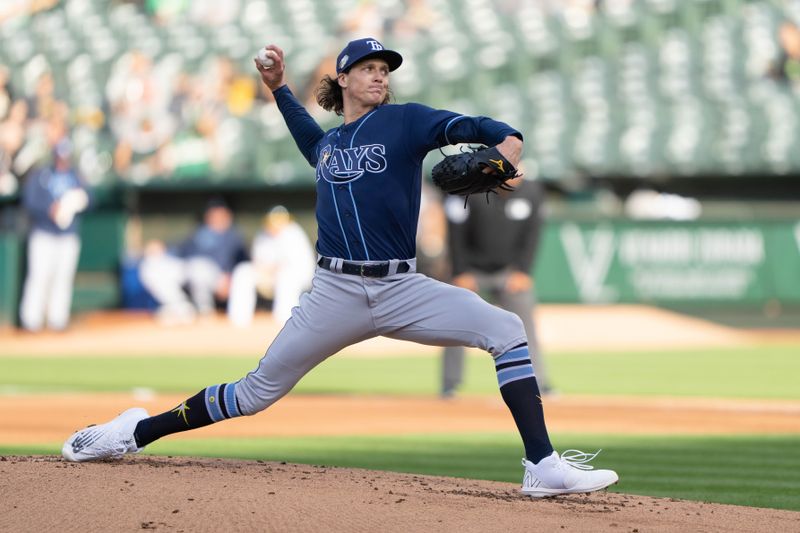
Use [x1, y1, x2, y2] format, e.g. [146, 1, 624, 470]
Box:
[2, 456, 796, 532]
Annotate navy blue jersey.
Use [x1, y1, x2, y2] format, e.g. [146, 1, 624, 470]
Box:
[173, 225, 248, 273]
[22, 165, 90, 235]
[273, 85, 521, 261]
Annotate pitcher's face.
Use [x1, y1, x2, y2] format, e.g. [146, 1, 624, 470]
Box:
[340, 59, 390, 110]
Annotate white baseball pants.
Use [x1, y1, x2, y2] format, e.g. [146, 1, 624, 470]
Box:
[234, 266, 526, 415]
[19, 229, 81, 331]
[140, 253, 255, 324]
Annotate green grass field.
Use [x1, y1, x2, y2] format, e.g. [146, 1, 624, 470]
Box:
[2, 343, 799, 511]
[2, 344, 800, 399]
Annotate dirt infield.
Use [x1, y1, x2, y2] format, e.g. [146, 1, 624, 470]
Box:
[1, 393, 799, 445]
[4, 304, 793, 357]
[2, 456, 798, 533]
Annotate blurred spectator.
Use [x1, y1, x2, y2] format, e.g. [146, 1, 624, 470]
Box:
[167, 72, 193, 127]
[26, 71, 59, 123]
[187, 0, 241, 27]
[301, 0, 389, 109]
[138, 197, 249, 325]
[19, 135, 91, 332]
[339, 0, 387, 41]
[160, 81, 218, 178]
[767, 21, 800, 84]
[6, 71, 69, 179]
[440, 176, 552, 397]
[0, 65, 14, 121]
[12, 98, 70, 181]
[226, 206, 316, 327]
[144, 0, 188, 25]
[0, 0, 59, 24]
[248, 206, 315, 325]
[301, 52, 338, 111]
[388, 0, 436, 40]
[0, 99, 29, 196]
[108, 51, 174, 183]
[211, 56, 258, 118]
[160, 56, 253, 178]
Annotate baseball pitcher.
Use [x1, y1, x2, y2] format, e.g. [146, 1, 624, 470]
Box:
[63, 38, 618, 498]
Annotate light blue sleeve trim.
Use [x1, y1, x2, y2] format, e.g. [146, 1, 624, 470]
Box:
[443, 115, 467, 146]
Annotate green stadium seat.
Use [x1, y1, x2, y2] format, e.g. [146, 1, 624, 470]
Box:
[389, 44, 428, 101]
[5, 0, 800, 183]
[525, 70, 572, 178]
[511, 2, 560, 59]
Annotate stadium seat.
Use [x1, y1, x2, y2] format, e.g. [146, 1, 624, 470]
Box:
[4, 0, 800, 183]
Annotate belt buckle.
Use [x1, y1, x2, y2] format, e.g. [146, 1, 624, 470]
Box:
[360, 263, 367, 277]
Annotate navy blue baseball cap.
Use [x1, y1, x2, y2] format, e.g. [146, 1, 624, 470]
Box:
[336, 37, 403, 74]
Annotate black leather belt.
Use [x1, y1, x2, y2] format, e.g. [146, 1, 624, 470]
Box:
[317, 257, 411, 278]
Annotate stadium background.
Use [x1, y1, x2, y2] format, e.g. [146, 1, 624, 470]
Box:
[1, 0, 799, 323]
[1, 0, 800, 526]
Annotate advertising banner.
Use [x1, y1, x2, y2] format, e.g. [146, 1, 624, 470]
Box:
[535, 220, 800, 304]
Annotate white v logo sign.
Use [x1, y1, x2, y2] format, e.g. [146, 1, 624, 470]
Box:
[560, 223, 618, 302]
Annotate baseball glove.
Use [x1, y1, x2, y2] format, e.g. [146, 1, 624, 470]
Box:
[431, 146, 518, 199]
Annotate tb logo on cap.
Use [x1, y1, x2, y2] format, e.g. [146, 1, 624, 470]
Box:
[367, 40, 383, 51]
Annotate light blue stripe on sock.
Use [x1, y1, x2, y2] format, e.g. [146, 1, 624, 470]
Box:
[224, 382, 240, 418]
[205, 384, 225, 422]
[495, 347, 529, 365]
[497, 365, 535, 388]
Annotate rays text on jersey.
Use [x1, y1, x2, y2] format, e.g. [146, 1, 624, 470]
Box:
[317, 143, 388, 183]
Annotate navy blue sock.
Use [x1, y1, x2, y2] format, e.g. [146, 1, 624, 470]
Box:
[495, 344, 554, 463]
[133, 383, 243, 448]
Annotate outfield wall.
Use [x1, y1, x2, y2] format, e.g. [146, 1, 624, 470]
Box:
[535, 220, 800, 305]
[1, 214, 799, 328]
[0, 232, 21, 328]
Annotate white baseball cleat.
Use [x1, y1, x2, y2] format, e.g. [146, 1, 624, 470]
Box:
[521, 449, 619, 498]
[62, 408, 150, 462]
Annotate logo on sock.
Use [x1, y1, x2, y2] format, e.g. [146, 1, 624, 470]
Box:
[171, 401, 191, 426]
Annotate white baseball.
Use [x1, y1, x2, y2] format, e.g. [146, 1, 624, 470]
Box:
[256, 48, 275, 68]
